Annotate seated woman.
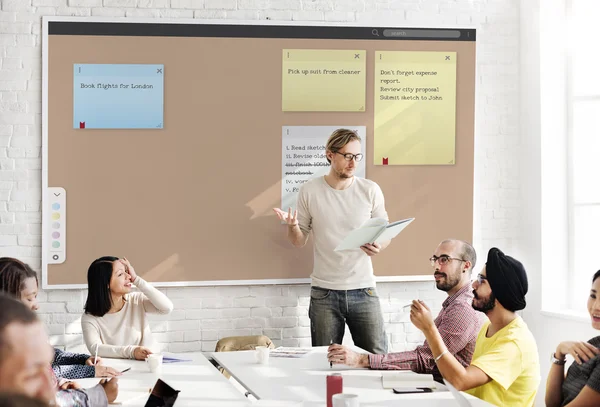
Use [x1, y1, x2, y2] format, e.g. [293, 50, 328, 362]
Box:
[82, 257, 173, 360]
[0, 257, 120, 380]
[545, 270, 600, 406]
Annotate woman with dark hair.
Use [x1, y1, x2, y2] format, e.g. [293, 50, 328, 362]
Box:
[545, 270, 600, 406]
[0, 257, 120, 380]
[82, 257, 173, 360]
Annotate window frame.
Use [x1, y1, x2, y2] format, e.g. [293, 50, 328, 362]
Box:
[565, 0, 600, 310]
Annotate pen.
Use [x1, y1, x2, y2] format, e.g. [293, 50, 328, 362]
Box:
[94, 343, 99, 366]
[329, 339, 333, 368]
[121, 367, 131, 373]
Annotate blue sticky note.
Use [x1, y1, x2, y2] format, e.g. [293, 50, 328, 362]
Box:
[73, 64, 164, 129]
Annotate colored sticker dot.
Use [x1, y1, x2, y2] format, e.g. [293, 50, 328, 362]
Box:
[52, 203, 60, 210]
[52, 213, 60, 220]
[52, 232, 60, 239]
[52, 241, 60, 248]
[52, 222, 60, 229]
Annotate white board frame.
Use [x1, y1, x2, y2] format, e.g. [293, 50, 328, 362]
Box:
[42, 16, 473, 288]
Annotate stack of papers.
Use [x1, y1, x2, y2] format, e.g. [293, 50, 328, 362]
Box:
[269, 347, 314, 358]
[381, 372, 437, 390]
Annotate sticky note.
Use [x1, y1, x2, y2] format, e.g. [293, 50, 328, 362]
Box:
[374, 51, 457, 165]
[73, 64, 164, 129]
[282, 49, 366, 112]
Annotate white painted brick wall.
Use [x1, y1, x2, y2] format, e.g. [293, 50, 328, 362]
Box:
[0, 0, 521, 354]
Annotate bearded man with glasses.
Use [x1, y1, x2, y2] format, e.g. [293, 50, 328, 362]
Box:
[327, 239, 484, 381]
[411, 247, 540, 407]
[273, 128, 390, 354]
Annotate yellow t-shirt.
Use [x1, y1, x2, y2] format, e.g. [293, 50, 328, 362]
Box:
[466, 316, 540, 407]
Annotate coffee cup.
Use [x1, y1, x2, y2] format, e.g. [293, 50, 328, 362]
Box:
[255, 346, 270, 365]
[146, 354, 163, 373]
[332, 393, 359, 407]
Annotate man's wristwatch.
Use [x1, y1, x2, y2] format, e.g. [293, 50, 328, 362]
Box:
[551, 353, 566, 365]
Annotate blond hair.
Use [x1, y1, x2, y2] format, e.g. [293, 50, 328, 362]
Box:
[325, 129, 361, 164]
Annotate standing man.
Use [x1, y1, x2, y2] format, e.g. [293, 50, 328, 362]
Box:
[328, 239, 484, 382]
[410, 248, 540, 407]
[274, 128, 390, 353]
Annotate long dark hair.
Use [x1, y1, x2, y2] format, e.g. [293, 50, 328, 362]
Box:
[84, 256, 119, 317]
[0, 257, 38, 299]
[594, 270, 600, 283]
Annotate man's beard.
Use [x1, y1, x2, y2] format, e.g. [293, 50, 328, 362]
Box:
[435, 272, 461, 292]
[472, 290, 496, 313]
[333, 166, 354, 179]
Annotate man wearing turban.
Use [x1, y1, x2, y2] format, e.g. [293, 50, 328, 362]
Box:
[409, 247, 540, 407]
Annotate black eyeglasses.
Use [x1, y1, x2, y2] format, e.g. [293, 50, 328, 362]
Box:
[476, 274, 488, 284]
[334, 152, 364, 162]
[429, 255, 465, 267]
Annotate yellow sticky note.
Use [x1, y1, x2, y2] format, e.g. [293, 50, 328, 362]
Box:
[282, 49, 366, 112]
[374, 51, 457, 165]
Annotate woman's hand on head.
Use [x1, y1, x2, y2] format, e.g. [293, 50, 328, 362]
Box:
[120, 258, 137, 281]
[133, 346, 153, 360]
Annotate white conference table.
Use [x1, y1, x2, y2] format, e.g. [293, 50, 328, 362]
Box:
[74, 352, 250, 407]
[211, 346, 496, 407]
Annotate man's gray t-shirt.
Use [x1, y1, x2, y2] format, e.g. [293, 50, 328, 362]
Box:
[296, 176, 388, 290]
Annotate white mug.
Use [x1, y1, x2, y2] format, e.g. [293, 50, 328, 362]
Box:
[332, 393, 359, 407]
[255, 346, 270, 365]
[146, 354, 163, 373]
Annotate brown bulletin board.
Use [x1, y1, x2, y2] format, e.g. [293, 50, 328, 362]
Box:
[43, 20, 475, 287]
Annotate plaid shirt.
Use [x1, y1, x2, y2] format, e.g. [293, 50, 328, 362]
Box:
[369, 284, 484, 378]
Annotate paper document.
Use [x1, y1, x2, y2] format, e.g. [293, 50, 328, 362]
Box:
[280, 126, 366, 214]
[335, 217, 414, 251]
[381, 371, 437, 390]
[270, 347, 314, 358]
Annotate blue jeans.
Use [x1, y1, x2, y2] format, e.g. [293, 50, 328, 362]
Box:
[308, 286, 388, 354]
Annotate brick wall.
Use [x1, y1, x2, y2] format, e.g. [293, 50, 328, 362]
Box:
[0, 0, 521, 353]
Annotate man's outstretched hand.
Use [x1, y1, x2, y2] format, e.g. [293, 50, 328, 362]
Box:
[273, 207, 298, 227]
